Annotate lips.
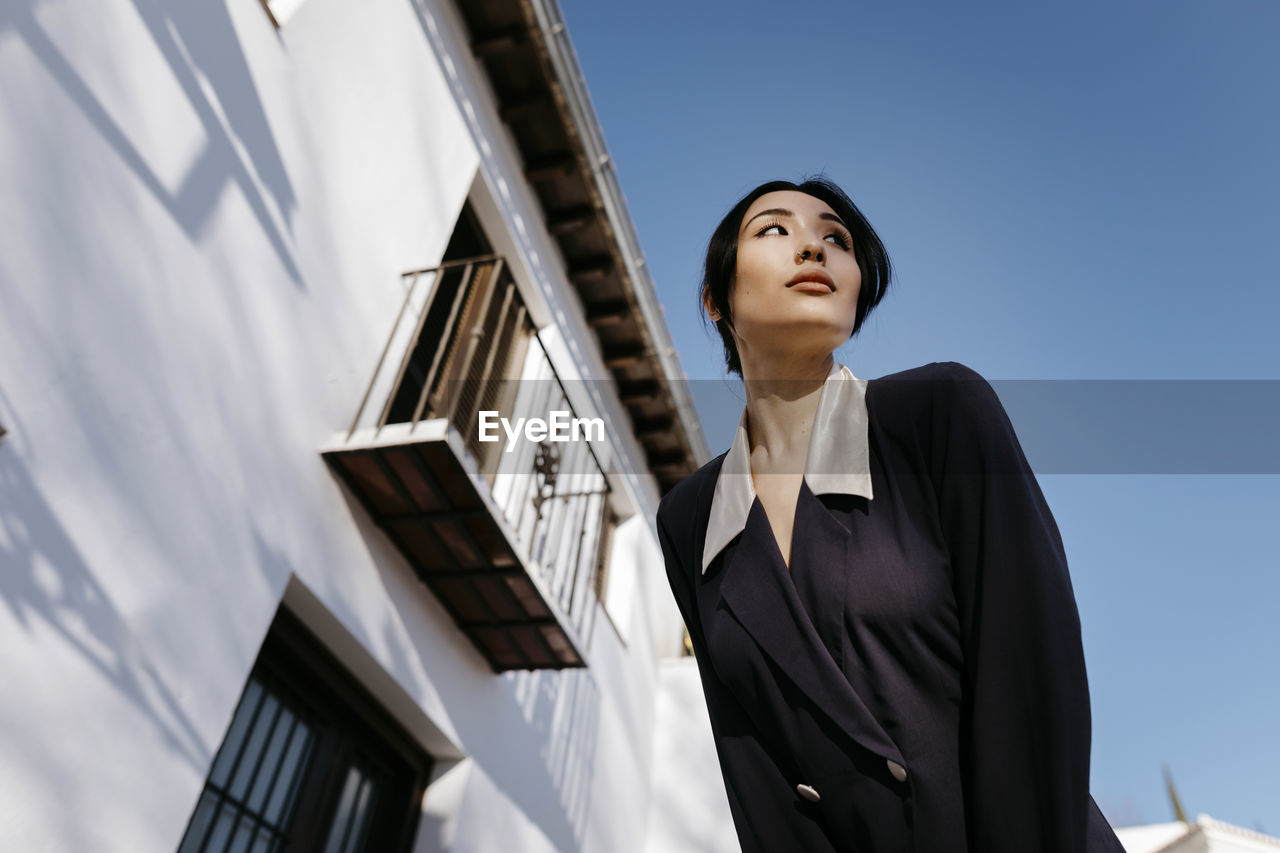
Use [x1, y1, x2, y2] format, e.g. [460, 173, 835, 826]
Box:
[787, 269, 836, 292]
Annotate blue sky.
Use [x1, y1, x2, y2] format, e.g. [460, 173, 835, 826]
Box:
[557, 0, 1280, 833]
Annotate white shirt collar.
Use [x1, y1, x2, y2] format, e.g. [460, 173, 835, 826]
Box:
[702, 361, 874, 574]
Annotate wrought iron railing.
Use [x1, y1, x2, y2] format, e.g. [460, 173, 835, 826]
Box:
[342, 255, 611, 651]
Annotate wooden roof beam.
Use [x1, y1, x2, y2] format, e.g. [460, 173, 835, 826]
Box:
[585, 299, 631, 327]
[524, 153, 576, 182]
[548, 205, 596, 234]
[471, 27, 528, 58]
[603, 343, 647, 368]
[568, 254, 613, 280]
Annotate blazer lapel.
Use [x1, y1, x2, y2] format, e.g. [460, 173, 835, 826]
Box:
[717, 492, 905, 766]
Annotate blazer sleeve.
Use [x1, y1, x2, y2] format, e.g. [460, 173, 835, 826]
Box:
[931, 362, 1093, 853]
[656, 505, 817, 853]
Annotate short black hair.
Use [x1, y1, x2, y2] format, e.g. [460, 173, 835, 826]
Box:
[699, 175, 892, 377]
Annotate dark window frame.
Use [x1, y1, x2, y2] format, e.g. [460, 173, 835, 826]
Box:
[176, 607, 432, 852]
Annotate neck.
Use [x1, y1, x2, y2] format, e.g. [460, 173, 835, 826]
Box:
[739, 353, 836, 463]
[738, 349, 835, 384]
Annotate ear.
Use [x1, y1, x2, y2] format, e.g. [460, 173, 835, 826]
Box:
[702, 288, 722, 323]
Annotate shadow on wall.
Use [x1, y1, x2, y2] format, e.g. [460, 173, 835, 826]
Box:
[0, 0, 302, 286]
[0, 448, 211, 775]
[512, 665, 601, 846]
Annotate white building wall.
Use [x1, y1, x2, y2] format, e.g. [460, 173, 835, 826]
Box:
[645, 659, 739, 853]
[1117, 817, 1280, 853]
[0, 0, 684, 851]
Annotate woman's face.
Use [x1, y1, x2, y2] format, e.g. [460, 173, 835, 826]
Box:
[712, 190, 863, 372]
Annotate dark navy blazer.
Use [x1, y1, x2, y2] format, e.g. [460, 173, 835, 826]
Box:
[655, 361, 1125, 852]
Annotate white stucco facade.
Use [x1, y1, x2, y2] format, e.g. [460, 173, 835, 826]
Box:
[0, 0, 719, 850]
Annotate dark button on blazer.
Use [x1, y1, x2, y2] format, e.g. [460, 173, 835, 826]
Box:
[656, 361, 1126, 852]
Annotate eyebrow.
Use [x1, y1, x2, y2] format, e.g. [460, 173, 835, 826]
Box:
[742, 207, 850, 233]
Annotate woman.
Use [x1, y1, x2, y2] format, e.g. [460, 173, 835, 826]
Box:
[655, 177, 1126, 852]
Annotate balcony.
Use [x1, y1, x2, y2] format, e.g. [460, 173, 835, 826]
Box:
[322, 256, 612, 671]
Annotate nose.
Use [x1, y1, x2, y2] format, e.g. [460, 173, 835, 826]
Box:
[796, 242, 825, 264]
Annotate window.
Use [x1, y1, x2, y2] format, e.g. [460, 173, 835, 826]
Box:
[384, 201, 534, 474]
[327, 197, 618, 668]
[176, 608, 431, 853]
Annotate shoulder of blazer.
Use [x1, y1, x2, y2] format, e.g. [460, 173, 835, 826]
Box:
[656, 450, 728, 573]
[864, 360, 985, 434]
[864, 360, 958, 409]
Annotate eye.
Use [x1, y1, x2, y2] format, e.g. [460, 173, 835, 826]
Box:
[825, 231, 852, 250]
[756, 221, 787, 236]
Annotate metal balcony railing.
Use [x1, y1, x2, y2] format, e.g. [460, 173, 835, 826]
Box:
[324, 256, 612, 671]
